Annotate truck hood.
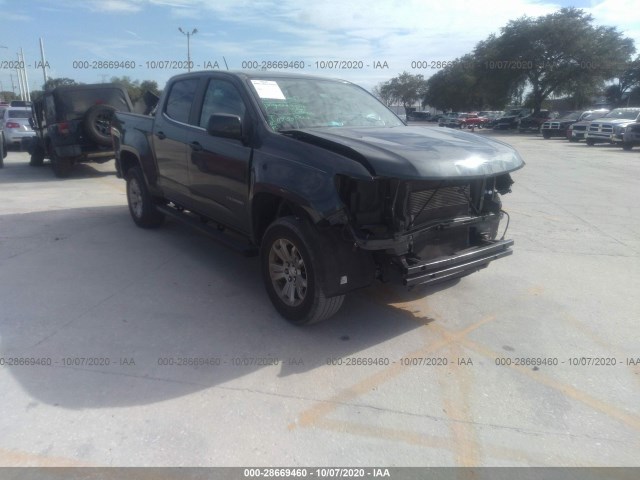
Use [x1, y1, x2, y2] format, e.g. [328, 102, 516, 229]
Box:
[283, 126, 525, 179]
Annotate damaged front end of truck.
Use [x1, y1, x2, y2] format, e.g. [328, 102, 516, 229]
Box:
[336, 171, 516, 288]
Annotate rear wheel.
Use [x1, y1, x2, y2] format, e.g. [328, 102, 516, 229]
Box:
[543, 132, 551, 139]
[30, 144, 45, 166]
[261, 216, 344, 325]
[586, 138, 595, 146]
[622, 143, 633, 151]
[125, 166, 165, 228]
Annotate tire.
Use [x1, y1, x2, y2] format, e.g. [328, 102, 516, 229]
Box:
[569, 138, 577, 143]
[30, 144, 45, 166]
[125, 166, 165, 228]
[84, 104, 117, 147]
[586, 139, 595, 146]
[543, 133, 551, 139]
[50, 152, 73, 178]
[622, 143, 633, 151]
[261, 216, 344, 325]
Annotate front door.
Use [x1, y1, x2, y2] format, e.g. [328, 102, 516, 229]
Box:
[187, 78, 253, 233]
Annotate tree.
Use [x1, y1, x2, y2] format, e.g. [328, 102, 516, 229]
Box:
[139, 80, 160, 97]
[110, 76, 142, 103]
[43, 77, 78, 91]
[378, 72, 428, 114]
[372, 82, 392, 106]
[111, 77, 161, 103]
[482, 8, 635, 113]
[604, 57, 640, 106]
[0, 91, 17, 102]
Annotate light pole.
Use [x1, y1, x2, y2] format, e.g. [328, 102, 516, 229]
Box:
[0, 46, 6, 99]
[178, 27, 197, 72]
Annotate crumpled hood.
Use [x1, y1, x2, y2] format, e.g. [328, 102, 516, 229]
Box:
[285, 126, 525, 179]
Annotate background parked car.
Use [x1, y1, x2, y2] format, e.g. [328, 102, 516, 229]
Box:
[491, 108, 530, 129]
[458, 113, 488, 128]
[567, 110, 611, 141]
[0, 130, 6, 168]
[518, 110, 554, 132]
[621, 123, 640, 150]
[585, 108, 640, 146]
[542, 109, 609, 139]
[438, 113, 459, 127]
[1, 106, 36, 148]
[407, 111, 431, 121]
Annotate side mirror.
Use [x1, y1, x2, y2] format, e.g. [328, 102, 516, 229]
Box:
[207, 114, 242, 141]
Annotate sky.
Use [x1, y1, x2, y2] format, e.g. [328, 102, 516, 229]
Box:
[1, 0, 639, 97]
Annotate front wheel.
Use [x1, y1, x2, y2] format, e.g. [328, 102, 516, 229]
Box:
[586, 139, 595, 146]
[622, 143, 633, 151]
[125, 166, 165, 228]
[261, 216, 344, 325]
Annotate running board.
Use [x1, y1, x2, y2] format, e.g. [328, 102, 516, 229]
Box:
[156, 205, 259, 257]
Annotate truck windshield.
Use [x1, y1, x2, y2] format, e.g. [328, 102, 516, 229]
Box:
[248, 76, 403, 131]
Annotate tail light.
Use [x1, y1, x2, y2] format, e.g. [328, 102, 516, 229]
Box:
[57, 122, 70, 135]
[5, 121, 20, 129]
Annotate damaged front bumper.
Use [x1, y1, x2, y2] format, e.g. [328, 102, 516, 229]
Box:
[400, 239, 513, 287]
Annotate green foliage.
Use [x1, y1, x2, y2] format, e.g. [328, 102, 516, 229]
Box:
[43, 77, 78, 91]
[605, 57, 640, 106]
[378, 72, 428, 113]
[110, 77, 161, 103]
[422, 7, 635, 112]
[0, 91, 18, 102]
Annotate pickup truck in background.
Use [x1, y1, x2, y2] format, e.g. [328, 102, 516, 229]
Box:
[112, 71, 524, 325]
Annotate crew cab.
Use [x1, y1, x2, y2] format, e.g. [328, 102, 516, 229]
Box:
[585, 108, 640, 146]
[112, 71, 524, 325]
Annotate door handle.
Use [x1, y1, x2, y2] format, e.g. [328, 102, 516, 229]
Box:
[190, 141, 203, 152]
[156, 131, 166, 140]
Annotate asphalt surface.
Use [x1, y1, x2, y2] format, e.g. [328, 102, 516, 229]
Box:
[0, 130, 639, 467]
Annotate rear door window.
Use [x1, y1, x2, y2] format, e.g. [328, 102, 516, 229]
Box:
[165, 79, 198, 124]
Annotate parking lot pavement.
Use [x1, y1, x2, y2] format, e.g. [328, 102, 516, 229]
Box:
[0, 139, 639, 467]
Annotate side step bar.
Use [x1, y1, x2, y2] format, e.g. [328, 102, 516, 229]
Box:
[156, 205, 259, 257]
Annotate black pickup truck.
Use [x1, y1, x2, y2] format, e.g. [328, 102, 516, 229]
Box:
[112, 71, 524, 325]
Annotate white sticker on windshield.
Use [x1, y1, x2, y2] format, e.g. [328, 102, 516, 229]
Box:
[251, 80, 286, 100]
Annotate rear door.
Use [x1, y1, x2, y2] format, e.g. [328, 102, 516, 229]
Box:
[153, 77, 200, 206]
[186, 76, 253, 232]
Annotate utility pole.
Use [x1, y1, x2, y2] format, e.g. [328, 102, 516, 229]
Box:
[0, 45, 7, 98]
[39, 38, 48, 86]
[19, 48, 31, 101]
[178, 27, 197, 72]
